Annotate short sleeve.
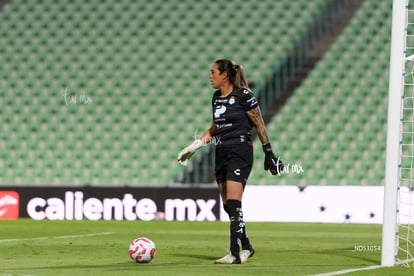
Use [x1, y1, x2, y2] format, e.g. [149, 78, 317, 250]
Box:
[240, 89, 258, 111]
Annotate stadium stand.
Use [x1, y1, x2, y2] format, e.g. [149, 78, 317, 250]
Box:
[0, 0, 327, 185]
[249, 0, 391, 186]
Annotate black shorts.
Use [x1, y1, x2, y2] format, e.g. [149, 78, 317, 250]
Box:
[215, 143, 253, 187]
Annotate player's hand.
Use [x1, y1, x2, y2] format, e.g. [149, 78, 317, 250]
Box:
[263, 143, 284, 175]
[177, 139, 204, 166]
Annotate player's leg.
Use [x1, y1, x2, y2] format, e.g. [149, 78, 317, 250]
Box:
[215, 180, 243, 264]
[226, 145, 255, 262]
[215, 147, 242, 264]
[218, 182, 231, 221]
[218, 182, 227, 204]
[215, 145, 254, 264]
[216, 179, 255, 264]
[238, 201, 255, 262]
[226, 180, 244, 262]
[226, 180, 254, 263]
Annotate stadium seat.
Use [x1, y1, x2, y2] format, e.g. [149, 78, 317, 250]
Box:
[249, 0, 390, 186]
[1, 0, 379, 186]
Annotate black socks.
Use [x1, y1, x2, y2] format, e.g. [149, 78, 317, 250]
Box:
[225, 200, 251, 258]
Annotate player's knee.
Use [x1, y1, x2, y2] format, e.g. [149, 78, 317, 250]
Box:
[226, 199, 242, 218]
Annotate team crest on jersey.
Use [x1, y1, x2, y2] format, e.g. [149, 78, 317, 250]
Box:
[229, 96, 235, 105]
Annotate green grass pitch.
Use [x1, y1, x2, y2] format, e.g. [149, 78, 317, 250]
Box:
[0, 220, 412, 276]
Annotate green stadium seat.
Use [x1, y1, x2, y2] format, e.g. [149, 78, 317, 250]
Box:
[249, 0, 391, 186]
[0, 0, 375, 186]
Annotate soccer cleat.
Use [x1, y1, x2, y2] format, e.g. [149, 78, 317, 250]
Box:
[214, 252, 241, 264]
[240, 246, 255, 263]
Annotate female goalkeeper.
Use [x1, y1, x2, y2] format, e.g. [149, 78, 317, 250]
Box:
[177, 59, 283, 264]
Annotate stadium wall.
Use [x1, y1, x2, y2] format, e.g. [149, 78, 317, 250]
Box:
[0, 186, 389, 224]
[0, 187, 220, 221]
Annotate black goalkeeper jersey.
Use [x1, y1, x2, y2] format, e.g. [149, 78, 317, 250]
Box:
[212, 87, 258, 146]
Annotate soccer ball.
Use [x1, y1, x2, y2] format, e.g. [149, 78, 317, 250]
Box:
[128, 237, 156, 263]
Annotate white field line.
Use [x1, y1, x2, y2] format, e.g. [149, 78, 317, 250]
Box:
[0, 231, 113, 244]
[1, 274, 39, 276]
[312, 257, 414, 275]
[309, 265, 383, 276]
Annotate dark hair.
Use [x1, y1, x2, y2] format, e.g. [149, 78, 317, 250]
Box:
[215, 59, 249, 89]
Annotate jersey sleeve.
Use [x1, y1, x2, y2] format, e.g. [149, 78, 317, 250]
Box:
[240, 89, 258, 111]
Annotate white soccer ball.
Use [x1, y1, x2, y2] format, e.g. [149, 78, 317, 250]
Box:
[128, 237, 156, 263]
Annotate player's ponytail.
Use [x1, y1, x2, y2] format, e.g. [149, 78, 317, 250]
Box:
[215, 59, 250, 89]
[233, 64, 249, 89]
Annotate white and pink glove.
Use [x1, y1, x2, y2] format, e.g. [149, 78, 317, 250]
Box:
[177, 139, 204, 166]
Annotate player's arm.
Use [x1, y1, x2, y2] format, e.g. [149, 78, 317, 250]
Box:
[246, 106, 269, 145]
[177, 121, 216, 166]
[200, 121, 217, 144]
[246, 106, 284, 175]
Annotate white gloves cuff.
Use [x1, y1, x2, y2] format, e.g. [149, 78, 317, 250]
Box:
[189, 139, 204, 151]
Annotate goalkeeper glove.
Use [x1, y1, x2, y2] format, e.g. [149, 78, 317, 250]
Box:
[177, 139, 204, 166]
[263, 143, 284, 175]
